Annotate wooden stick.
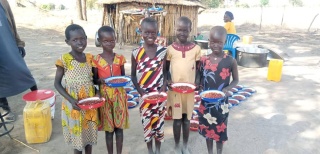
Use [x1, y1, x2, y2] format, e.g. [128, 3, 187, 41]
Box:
[12, 137, 40, 153]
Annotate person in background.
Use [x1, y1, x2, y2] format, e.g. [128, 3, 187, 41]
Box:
[224, 11, 236, 34]
[0, 0, 37, 122]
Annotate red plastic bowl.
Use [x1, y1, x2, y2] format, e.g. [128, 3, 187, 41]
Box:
[78, 97, 105, 110]
[142, 92, 167, 104]
[171, 83, 196, 94]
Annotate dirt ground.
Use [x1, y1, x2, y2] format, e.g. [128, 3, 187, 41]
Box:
[0, 6, 320, 154]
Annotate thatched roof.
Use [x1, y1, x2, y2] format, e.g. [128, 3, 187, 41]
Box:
[97, 0, 205, 8]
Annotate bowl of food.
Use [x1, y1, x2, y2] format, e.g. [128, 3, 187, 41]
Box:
[129, 90, 140, 97]
[232, 95, 246, 101]
[142, 92, 167, 104]
[128, 101, 137, 109]
[171, 83, 196, 94]
[124, 86, 134, 93]
[228, 98, 239, 105]
[189, 120, 199, 131]
[132, 97, 140, 103]
[194, 104, 200, 111]
[242, 88, 256, 93]
[200, 90, 225, 102]
[238, 91, 251, 97]
[235, 85, 244, 90]
[230, 88, 239, 93]
[78, 97, 105, 110]
[194, 95, 201, 102]
[127, 94, 134, 101]
[105, 76, 131, 87]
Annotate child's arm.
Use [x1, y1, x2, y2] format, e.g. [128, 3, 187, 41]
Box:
[131, 54, 146, 96]
[160, 54, 168, 92]
[166, 60, 172, 89]
[121, 65, 125, 76]
[195, 61, 201, 90]
[54, 66, 81, 110]
[92, 68, 102, 97]
[222, 59, 239, 93]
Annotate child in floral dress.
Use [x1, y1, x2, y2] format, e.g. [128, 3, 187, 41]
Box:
[54, 24, 98, 154]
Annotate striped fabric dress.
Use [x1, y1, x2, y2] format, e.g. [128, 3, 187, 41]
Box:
[132, 46, 167, 142]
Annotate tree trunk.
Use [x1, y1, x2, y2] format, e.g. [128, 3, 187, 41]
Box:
[259, 6, 263, 33]
[76, 0, 84, 20]
[82, 0, 87, 21]
[281, 6, 285, 26]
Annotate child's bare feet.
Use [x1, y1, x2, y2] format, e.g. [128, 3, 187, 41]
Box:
[181, 146, 190, 154]
[174, 145, 182, 154]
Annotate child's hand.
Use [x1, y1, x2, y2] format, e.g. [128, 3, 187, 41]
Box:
[99, 78, 106, 84]
[95, 93, 101, 98]
[138, 88, 146, 96]
[167, 80, 173, 90]
[159, 84, 167, 93]
[222, 88, 229, 95]
[69, 99, 81, 111]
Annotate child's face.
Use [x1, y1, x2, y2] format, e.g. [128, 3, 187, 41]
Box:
[209, 30, 226, 54]
[176, 21, 191, 43]
[66, 29, 87, 53]
[99, 31, 116, 52]
[141, 23, 158, 45]
[224, 14, 230, 22]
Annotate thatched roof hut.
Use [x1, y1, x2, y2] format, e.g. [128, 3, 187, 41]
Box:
[97, 0, 205, 47]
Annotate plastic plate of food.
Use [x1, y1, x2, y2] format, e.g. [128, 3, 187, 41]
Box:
[127, 94, 134, 101]
[105, 76, 131, 87]
[232, 94, 246, 101]
[228, 98, 240, 105]
[128, 101, 137, 109]
[124, 86, 134, 93]
[200, 90, 225, 102]
[230, 88, 239, 93]
[242, 88, 256, 93]
[132, 97, 140, 103]
[142, 92, 167, 104]
[129, 90, 140, 97]
[78, 97, 105, 110]
[235, 85, 244, 90]
[194, 95, 201, 102]
[238, 91, 252, 97]
[189, 120, 199, 131]
[171, 83, 196, 94]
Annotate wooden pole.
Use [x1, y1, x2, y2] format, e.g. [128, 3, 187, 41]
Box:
[119, 13, 124, 49]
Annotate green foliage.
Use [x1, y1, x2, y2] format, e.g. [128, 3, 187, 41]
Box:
[289, 0, 303, 7]
[202, 0, 221, 8]
[260, 0, 269, 7]
[40, 3, 55, 10]
[87, 0, 102, 10]
[236, 3, 250, 8]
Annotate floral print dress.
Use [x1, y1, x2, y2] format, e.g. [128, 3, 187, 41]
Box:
[92, 54, 129, 132]
[56, 53, 98, 151]
[198, 54, 233, 143]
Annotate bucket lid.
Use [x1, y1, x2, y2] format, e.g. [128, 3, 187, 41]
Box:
[22, 90, 55, 101]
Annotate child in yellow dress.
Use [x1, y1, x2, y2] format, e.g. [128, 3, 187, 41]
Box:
[166, 16, 201, 154]
[54, 24, 98, 154]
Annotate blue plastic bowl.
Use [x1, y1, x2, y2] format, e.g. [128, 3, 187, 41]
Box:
[105, 76, 131, 87]
[129, 90, 140, 97]
[200, 90, 225, 102]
